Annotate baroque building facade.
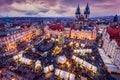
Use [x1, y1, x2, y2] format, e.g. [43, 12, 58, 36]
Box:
[45, 4, 97, 41]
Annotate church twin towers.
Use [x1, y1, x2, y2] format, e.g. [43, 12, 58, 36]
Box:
[75, 3, 90, 29]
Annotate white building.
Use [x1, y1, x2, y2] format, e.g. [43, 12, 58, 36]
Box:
[114, 50, 120, 69]
[102, 29, 110, 53]
[102, 28, 120, 70]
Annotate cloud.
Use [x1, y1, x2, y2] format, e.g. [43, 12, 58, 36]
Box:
[0, 0, 120, 17]
[25, 12, 38, 15]
[39, 8, 49, 13]
[55, 10, 67, 14]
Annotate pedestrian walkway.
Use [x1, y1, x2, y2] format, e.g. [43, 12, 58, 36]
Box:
[98, 48, 120, 73]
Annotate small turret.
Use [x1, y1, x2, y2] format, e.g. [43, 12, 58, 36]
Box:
[113, 14, 118, 23]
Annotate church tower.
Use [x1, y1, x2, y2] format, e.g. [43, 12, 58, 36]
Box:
[75, 4, 81, 19]
[113, 14, 119, 28]
[75, 4, 84, 29]
[113, 14, 118, 23]
[84, 3, 90, 26]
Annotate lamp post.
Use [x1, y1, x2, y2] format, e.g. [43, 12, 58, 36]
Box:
[11, 77, 16, 80]
[92, 56, 95, 65]
[0, 70, 2, 79]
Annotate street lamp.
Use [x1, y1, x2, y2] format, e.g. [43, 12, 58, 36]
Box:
[11, 78, 16, 80]
[0, 70, 2, 74]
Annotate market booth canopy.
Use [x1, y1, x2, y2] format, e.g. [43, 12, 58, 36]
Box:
[72, 55, 97, 73]
[55, 69, 75, 80]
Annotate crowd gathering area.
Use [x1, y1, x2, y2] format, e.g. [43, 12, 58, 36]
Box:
[11, 32, 102, 80]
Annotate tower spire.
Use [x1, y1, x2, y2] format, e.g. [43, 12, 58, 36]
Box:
[113, 14, 118, 22]
[75, 4, 81, 14]
[84, 3, 90, 14]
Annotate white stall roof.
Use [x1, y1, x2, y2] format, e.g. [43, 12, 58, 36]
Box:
[77, 58, 83, 64]
[55, 69, 60, 76]
[69, 73, 75, 80]
[84, 62, 91, 69]
[35, 60, 41, 68]
[49, 65, 54, 71]
[72, 55, 97, 73]
[60, 71, 69, 79]
[92, 66, 97, 72]
[13, 56, 18, 60]
[55, 69, 75, 80]
[36, 60, 41, 64]
[74, 49, 92, 53]
[13, 54, 23, 60]
[19, 51, 24, 54]
[73, 50, 77, 53]
[72, 55, 76, 60]
[35, 64, 41, 68]
[26, 60, 30, 64]
[44, 65, 54, 73]
[44, 67, 49, 73]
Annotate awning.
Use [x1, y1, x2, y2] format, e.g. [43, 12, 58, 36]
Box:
[72, 55, 97, 73]
[44, 65, 54, 73]
[55, 69, 75, 80]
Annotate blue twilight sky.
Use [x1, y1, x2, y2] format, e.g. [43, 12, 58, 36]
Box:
[0, 0, 120, 17]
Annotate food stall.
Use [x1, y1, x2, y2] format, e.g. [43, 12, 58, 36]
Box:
[35, 60, 42, 72]
[44, 65, 54, 74]
[72, 55, 97, 73]
[55, 69, 75, 80]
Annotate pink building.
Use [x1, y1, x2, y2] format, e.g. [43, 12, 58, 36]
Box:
[45, 24, 97, 40]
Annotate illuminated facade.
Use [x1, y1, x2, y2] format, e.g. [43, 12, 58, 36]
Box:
[45, 26, 97, 40]
[58, 32, 65, 45]
[45, 4, 97, 40]
[0, 24, 41, 53]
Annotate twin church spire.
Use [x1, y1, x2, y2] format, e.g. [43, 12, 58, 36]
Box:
[75, 3, 90, 15]
[75, 4, 81, 14]
[75, 3, 90, 29]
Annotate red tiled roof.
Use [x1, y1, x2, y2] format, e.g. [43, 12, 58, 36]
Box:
[48, 23, 64, 31]
[107, 23, 120, 46]
[107, 27, 120, 38]
[117, 41, 120, 46]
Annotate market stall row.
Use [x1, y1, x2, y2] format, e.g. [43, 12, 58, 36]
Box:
[72, 55, 97, 73]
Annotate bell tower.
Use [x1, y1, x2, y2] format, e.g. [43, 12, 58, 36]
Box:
[84, 3, 90, 26]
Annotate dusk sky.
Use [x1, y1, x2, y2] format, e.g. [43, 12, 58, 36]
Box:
[0, 0, 120, 17]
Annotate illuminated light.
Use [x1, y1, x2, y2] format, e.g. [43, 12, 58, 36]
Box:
[45, 72, 52, 78]
[66, 61, 71, 67]
[11, 78, 16, 80]
[0, 70, 2, 74]
[55, 69, 75, 80]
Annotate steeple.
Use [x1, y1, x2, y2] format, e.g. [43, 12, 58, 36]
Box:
[113, 14, 118, 22]
[75, 4, 81, 14]
[84, 3, 90, 14]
